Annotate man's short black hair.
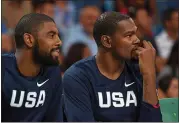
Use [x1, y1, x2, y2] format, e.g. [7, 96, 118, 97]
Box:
[93, 11, 130, 47]
[162, 8, 178, 27]
[14, 13, 54, 49]
[31, 0, 55, 11]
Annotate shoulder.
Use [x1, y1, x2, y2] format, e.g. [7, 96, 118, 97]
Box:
[2, 53, 15, 82]
[2, 53, 15, 63]
[65, 56, 95, 75]
[63, 56, 95, 86]
[2, 53, 16, 71]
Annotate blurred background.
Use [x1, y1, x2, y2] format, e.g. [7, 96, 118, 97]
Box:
[1, 0, 178, 100]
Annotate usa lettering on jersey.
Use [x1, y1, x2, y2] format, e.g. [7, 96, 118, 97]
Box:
[98, 91, 137, 108]
[10, 90, 46, 108]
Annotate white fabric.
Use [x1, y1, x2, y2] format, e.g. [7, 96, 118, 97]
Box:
[155, 30, 175, 59]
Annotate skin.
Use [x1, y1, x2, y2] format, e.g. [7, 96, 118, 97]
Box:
[96, 18, 158, 105]
[15, 21, 62, 77]
[35, 3, 54, 18]
[2, 34, 15, 53]
[80, 6, 101, 39]
[56, 1, 68, 9]
[135, 8, 152, 36]
[134, 8, 164, 73]
[42, 3, 54, 18]
[165, 11, 179, 44]
[166, 11, 179, 34]
[158, 78, 178, 99]
[96, 18, 139, 80]
[156, 11, 179, 72]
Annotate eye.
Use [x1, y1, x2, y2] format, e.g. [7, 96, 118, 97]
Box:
[49, 33, 55, 38]
[126, 35, 132, 38]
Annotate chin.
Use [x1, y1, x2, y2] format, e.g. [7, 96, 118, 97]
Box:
[42, 57, 59, 66]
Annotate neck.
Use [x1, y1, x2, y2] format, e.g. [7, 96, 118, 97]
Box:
[15, 49, 41, 77]
[166, 29, 178, 41]
[96, 49, 125, 80]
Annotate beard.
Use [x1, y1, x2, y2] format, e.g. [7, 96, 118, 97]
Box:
[111, 47, 127, 63]
[111, 46, 140, 64]
[32, 41, 59, 66]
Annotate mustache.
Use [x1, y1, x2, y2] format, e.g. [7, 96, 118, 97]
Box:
[133, 42, 144, 50]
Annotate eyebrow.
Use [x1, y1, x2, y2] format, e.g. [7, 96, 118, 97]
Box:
[123, 27, 138, 35]
[47, 30, 59, 35]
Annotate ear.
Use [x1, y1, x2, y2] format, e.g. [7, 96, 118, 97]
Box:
[23, 33, 35, 48]
[101, 35, 112, 48]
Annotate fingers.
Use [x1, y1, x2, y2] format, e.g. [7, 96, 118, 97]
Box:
[133, 47, 144, 57]
[148, 41, 154, 49]
[142, 40, 153, 49]
[134, 49, 142, 57]
[135, 50, 140, 56]
[134, 41, 154, 58]
[137, 47, 145, 51]
[143, 40, 150, 49]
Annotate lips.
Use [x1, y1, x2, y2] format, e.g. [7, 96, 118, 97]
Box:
[131, 47, 138, 53]
[54, 49, 60, 53]
[51, 48, 60, 57]
[131, 47, 139, 59]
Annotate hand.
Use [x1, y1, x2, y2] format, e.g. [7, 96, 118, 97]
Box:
[136, 41, 158, 105]
[135, 40, 156, 76]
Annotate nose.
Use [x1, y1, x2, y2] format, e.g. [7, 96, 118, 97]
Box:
[133, 36, 140, 44]
[55, 37, 62, 47]
[55, 36, 62, 47]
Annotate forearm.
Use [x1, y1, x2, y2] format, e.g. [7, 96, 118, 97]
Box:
[143, 73, 158, 105]
[138, 73, 162, 122]
[137, 41, 162, 121]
